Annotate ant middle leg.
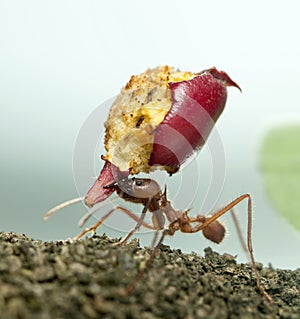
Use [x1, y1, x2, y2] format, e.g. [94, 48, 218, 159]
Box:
[126, 228, 173, 294]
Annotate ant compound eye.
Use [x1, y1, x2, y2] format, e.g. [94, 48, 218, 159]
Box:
[135, 180, 143, 187]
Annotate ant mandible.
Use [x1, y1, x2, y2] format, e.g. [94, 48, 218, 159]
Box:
[45, 176, 272, 302]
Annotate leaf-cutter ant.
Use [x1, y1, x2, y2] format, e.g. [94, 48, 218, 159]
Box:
[45, 177, 272, 302]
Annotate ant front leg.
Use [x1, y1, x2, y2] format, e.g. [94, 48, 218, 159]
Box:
[180, 194, 273, 303]
[74, 205, 155, 240]
[114, 198, 152, 246]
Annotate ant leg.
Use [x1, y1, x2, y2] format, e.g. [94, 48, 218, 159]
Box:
[74, 205, 154, 240]
[150, 230, 160, 248]
[116, 207, 155, 230]
[185, 194, 273, 303]
[115, 198, 152, 246]
[126, 229, 169, 294]
[230, 209, 248, 256]
[149, 199, 167, 248]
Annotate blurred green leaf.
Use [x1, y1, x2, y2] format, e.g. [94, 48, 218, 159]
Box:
[260, 125, 300, 231]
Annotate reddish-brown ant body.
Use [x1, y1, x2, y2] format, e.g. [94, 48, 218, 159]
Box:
[45, 177, 272, 302]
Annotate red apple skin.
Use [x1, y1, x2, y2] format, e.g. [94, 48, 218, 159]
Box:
[85, 68, 240, 207]
[84, 159, 130, 207]
[149, 68, 240, 172]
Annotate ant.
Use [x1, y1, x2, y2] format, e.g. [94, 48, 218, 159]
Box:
[45, 177, 273, 303]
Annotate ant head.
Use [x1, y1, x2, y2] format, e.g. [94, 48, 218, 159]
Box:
[115, 177, 161, 199]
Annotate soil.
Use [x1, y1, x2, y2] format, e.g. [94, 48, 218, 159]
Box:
[0, 231, 299, 319]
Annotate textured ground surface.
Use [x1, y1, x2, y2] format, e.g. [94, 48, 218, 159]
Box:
[0, 232, 299, 319]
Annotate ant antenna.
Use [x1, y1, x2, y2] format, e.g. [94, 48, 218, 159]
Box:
[44, 197, 85, 219]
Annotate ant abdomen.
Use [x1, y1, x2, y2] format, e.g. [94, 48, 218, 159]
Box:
[202, 219, 226, 244]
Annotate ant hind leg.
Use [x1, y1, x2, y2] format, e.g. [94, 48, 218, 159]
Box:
[180, 194, 273, 303]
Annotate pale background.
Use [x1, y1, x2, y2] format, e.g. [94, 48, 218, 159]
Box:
[1, 0, 300, 269]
